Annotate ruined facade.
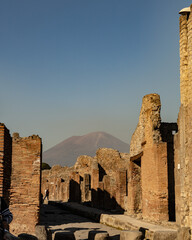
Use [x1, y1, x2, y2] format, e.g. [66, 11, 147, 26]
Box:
[41, 94, 177, 222]
[42, 149, 129, 212]
[0, 125, 42, 236]
[128, 94, 177, 221]
[41, 4, 192, 238]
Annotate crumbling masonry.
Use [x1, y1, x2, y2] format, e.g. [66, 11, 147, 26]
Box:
[1, 3, 192, 239]
[42, 5, 192, 237]
[0, 125, 42, 236]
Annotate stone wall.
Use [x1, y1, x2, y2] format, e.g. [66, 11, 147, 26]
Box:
[9, 133, 42, 235]
[128, 94, 177, 221]
[41, 149, 129, 212]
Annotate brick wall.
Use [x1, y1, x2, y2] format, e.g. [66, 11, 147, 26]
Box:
[128, 94, 176, 221]
[9, 134, 42, 235]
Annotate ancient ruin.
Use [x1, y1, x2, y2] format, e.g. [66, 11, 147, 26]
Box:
[42, 149, 129, 212]
[41, 4, 192, 239]
[0, 124, 42, 235]
[0, 3, 192, 240]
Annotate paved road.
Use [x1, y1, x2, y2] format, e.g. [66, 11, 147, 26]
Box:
[39, 204, 121, 240]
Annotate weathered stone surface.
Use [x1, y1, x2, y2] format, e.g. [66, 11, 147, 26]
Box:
[54, 231, 75, 240]
[35, 225, 51, 240]
[153, 231, 177, 240]
[10, 134, 42, 235]
[42, 148, 129, 211]
[120, 230, 143, 240]
[127, 94, 177, 222]
[130, 94, 162, 157]
[177, 227, 191, 240]
[175, 7, 192, 232]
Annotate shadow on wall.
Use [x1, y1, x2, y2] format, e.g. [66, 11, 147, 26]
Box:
[68, 179, 124, 213]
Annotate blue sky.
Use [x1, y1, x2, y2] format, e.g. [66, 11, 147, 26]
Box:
[0, 0, 191, 151]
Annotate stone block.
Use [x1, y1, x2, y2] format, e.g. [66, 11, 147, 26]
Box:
[153, 231, 177, 240]
[54, 231, 75, 240]
[35, 225, 51, 240]
[177, 227, 191, 240]
[88, 231, 109, 240]
[120, 230, 143, 240]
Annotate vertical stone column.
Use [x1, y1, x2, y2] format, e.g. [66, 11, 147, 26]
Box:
[127, 158, 142, 216]
[82, 174, 91, 202]
[91, 161, 99, 207]
[103, 175, 111, 210]
[175, 7, 192, 230]
[116, 170, 127, 210]
[69, 172, 81, 202]
[9, 134, 42, 235]
[180, 13, 189, 106]
[142, 143, 168, 221]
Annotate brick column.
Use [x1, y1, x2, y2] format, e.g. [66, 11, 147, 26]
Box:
[10, 133, 42, 235]
[116, 170, 127, 210]
[91, 161, 99, 207]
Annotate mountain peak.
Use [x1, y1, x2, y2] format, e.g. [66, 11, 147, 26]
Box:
[43, 132, 130, 167]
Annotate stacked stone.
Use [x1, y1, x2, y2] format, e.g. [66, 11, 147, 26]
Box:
[9, 134, 42, 235]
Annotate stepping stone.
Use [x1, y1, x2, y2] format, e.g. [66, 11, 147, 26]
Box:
[153, 231, 177, 240]
[120, 230, 143, 240]
[35, 225, 51, 240]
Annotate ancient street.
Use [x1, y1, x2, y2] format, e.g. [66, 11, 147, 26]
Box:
[39, 204, 121, 240]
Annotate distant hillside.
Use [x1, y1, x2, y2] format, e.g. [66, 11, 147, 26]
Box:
[43, 132, 130, 167]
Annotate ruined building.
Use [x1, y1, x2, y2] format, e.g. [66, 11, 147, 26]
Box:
[42, 149, 130, 212]
[42, 94, 177, 222]
[0, 2, 191, 238]
[0, 124, 42, 235]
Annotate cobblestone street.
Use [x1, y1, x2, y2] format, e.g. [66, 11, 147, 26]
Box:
[40, 204, 121, 240]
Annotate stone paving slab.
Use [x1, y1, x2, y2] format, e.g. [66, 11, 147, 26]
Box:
[48, 201, 178, 239]
[40, 203, 121, 240]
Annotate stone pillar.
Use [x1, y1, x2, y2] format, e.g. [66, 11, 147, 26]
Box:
[180, 13, 189, 106]
[9, 134, 42, 235]
[142, 143, 169, 221]
[116, 169, 127, 210]
[103, 176, 111, 210]
[82, 174, 91, 202]
[127, 156, 142, 216]
[69, 172, 81, 202]
[175, 6, 192, 230]
[91, 161, 99, 207]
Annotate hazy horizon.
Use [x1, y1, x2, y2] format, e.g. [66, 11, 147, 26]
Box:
[1, 0, 190, 151]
